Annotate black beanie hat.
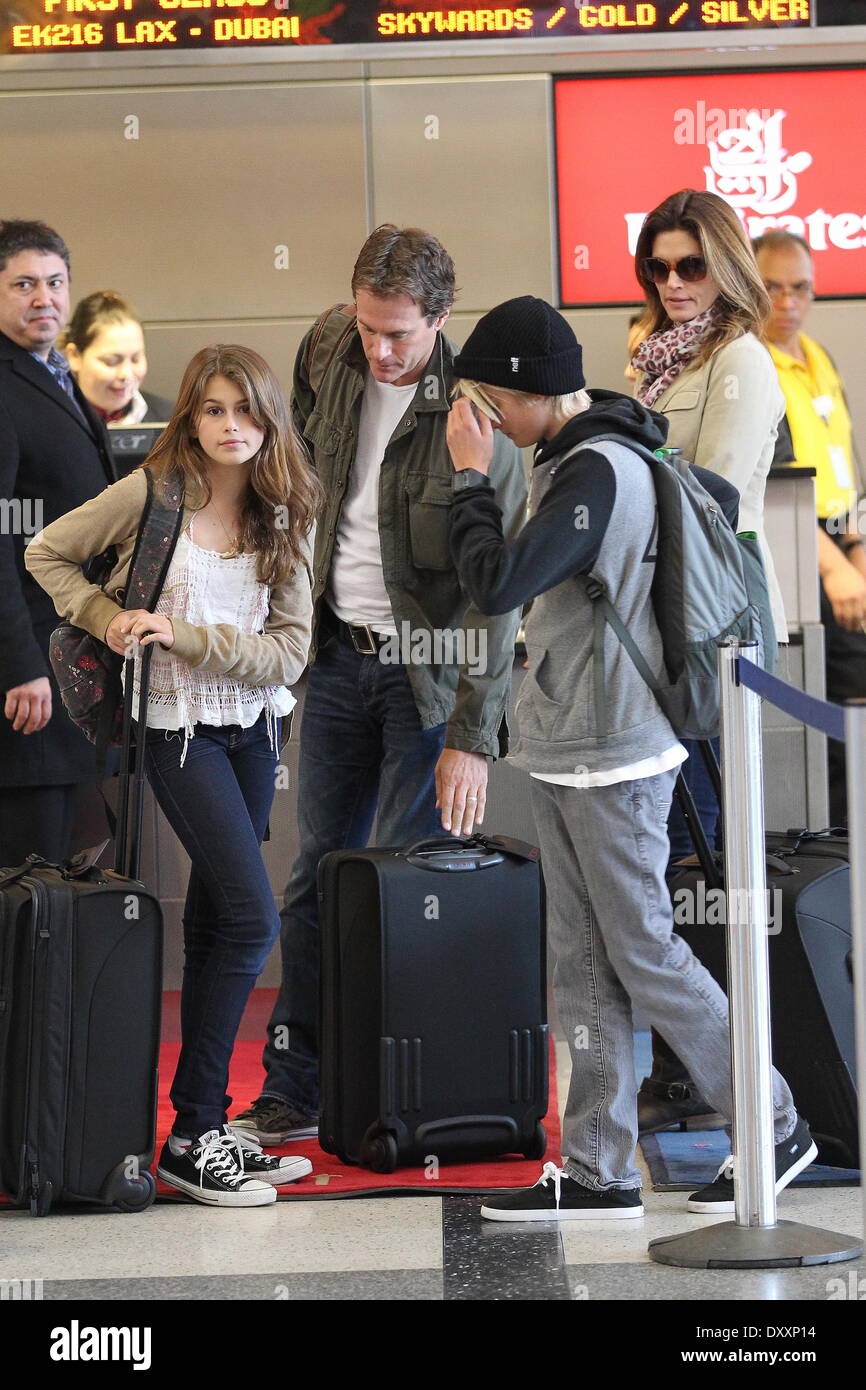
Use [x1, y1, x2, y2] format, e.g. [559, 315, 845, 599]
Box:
[453, 296, 584, 395]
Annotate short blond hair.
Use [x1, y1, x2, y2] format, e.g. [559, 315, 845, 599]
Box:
[456, 379, 591, 424]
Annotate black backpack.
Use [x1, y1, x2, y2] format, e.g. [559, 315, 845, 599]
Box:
[48, 467, 184, 763]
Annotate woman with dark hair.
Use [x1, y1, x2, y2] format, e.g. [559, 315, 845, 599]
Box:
[632, 188, 786, 1132]
[63, 290, 173, 425]
[632, 188, 785, 642]
[26, 345, 322, 1207]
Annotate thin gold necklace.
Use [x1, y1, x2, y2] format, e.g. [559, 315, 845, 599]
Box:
[207, 497, 240, 559]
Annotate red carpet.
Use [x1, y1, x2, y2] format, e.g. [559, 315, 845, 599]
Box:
[157, 990, 560, 1201]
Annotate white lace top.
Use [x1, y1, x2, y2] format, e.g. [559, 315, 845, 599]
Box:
[126, 518, 296, 765]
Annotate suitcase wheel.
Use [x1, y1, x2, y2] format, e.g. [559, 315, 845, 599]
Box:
[523, 1121, 547, 1162]
[359, 1130, 398, 1174]
[105, 1166, 157, 1213]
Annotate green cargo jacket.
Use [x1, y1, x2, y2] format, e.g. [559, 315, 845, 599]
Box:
[293, 307, 527, 757]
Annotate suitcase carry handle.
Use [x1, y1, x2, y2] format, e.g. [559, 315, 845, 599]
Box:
[401, 833, 540, 872]
[403, 836, 504, 872]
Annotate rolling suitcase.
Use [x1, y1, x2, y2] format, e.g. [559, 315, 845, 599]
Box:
[318, 833, 548, 1173]
[671, 749, 858, 1167]
[0, 647, 162, 1215]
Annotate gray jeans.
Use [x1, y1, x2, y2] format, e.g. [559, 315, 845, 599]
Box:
[531, 771, 797, 1191]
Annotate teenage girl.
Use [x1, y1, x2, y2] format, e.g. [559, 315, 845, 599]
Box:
[26, 344, 322, 1208]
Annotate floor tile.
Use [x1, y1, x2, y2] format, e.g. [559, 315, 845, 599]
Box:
[0, 1196, 443, 1281]
[565, 1260, 866, 1302]
[39, 1270, 444, 1300]
[442, 1194, 572, 1300]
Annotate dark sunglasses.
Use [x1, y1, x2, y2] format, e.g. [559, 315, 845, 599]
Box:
[641, 255, 708, 286]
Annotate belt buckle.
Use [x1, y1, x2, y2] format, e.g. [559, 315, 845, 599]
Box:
[348, 622, 378, 656]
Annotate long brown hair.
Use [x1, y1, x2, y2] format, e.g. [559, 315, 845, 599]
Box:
[634, 190, 771, 370]
[144, 345, 321, 587]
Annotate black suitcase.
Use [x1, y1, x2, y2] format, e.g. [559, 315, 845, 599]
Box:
[0, 649, 162, 1215]
[671, 755, 857, 1167]
[318, 834, 548, 1173]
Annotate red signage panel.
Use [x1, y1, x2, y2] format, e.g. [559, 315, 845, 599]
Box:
[555, 69, 866, 304]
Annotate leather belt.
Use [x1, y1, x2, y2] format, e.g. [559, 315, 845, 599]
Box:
[322, 605, 389, 656]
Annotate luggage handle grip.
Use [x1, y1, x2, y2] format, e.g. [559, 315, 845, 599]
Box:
[401, 833, 539, 862]
[402, 835, 485, 857]
[400, 834, 505, 871]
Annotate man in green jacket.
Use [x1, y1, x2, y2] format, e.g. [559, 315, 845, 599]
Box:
[232, 225, 527, 1142]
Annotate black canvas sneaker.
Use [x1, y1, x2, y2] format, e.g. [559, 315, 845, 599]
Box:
[220, 1127, 313, 1185]
[481, 1163, 644, 1222]
[687, 1116, 818, 1214]
[157, 1130, 276, 1207]
[230, 1097, 319, 1144]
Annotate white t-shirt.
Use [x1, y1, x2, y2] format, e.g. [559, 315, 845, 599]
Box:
[326, 372, 417, 637]
[531, 743, 687, 789]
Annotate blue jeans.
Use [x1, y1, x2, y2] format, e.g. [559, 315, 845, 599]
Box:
[145, 713, 281, 1139]
[261, 625, 447, 1115]
[666, 736, 722, 877]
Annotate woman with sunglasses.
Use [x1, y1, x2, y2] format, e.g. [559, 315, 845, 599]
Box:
[632, 188, 787, 1133]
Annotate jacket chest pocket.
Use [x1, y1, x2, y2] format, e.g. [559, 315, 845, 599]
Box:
[303, 409, 351, 469]
[405, 472, 453, 572]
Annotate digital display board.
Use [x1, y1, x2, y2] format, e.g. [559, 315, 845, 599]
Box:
[555, 68, 866, 305]
[0, 1, 838, 57]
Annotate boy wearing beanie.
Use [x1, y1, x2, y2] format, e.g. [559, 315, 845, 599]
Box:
[447, 296, 813, 1220]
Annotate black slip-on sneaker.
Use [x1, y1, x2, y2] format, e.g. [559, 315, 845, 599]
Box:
[687, 1116, 818, 1214]
[157, 1130, 276, 1207]
[481, 1163, 644, 1222]
[229, 1097, 319, 1144]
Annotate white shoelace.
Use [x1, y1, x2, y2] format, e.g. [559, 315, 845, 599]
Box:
[222, 1125, 286, 1172]
[537, 1161, 567, 1207]
[193, 1129, 254, 1188]
[714, 1155, 736, 1183]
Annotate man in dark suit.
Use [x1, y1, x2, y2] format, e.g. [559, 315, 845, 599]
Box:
[0, 220, 116, 866]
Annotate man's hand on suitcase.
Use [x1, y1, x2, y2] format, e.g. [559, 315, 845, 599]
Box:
[435, 749, 488, 835]
[106, 609, 175, 655]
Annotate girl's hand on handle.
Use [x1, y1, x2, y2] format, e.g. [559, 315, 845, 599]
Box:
[105, 609, 175, 656]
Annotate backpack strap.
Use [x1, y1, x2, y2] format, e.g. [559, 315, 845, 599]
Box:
[93, 468, 184, 782]
[563, 435, 667, 738]
[305, 302, 357, 396]
[124, 468, 185, 611]
[584, 572, 664, 742]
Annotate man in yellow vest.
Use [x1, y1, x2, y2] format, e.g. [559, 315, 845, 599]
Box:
[753, 230, 866, 824]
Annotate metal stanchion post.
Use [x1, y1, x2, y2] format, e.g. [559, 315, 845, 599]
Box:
[650, 642, 861, 1268]
[844, 701, 866, 1254]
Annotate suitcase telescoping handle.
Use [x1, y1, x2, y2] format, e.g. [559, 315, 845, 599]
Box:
[114, 643, 153, 882]
[401, 833, 540, 872]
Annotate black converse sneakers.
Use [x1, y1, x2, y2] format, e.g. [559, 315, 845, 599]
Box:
[157, 1130, 277, 1207]
[481, 1163, 644, 1222]
[687, 1116, 818, 1214]
[221, 1127, 313, 1186]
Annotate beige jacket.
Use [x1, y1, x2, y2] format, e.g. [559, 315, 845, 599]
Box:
[24, 468, 314, 688]
[646, 332, 788, 642]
